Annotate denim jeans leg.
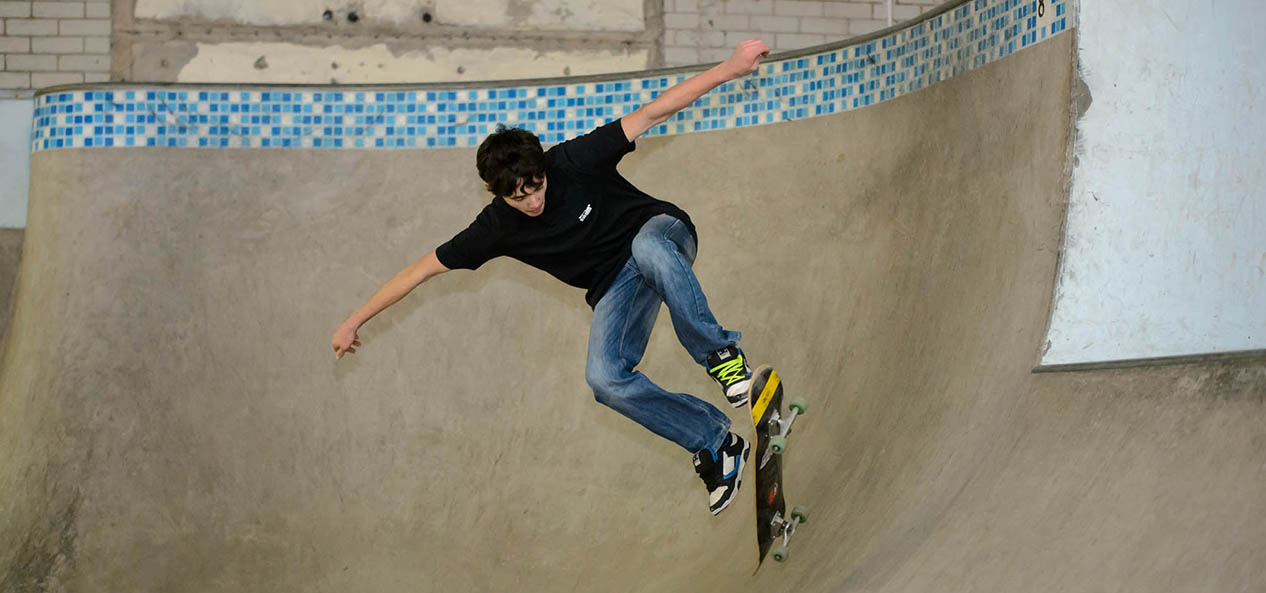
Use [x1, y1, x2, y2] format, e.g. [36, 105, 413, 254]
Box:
[587, 259, 731, 453]
[629, 215, 742, 365]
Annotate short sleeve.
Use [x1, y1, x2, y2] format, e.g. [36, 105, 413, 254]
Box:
[548, 119, 635, 173]
[434, 207, 501, 271]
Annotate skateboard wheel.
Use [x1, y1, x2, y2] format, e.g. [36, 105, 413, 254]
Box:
[791, 506, 809, 524]
[789, 398, 808, 414]
[770, 437, 787, 455]
[771, 544, 789, 562]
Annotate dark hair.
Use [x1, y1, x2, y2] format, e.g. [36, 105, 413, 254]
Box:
[476, 125, 546, 198]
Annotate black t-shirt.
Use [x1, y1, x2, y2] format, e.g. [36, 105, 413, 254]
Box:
[435, 119, 697, 308]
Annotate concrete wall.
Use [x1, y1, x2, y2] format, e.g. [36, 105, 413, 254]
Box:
[134, 0, 646, 31]
[116, 0, 661, 84]
[113, 0, 959, 84]
[0, 1, 962, 90]
[1041, 0, 1266, 366]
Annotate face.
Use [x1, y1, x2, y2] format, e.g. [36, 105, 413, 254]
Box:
[499, 176, 548, 217]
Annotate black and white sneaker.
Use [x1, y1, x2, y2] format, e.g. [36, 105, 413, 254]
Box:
[692, 432, 750, 515]
[705, 345, 753, 408]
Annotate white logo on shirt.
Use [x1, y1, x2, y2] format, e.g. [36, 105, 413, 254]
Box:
[579, 204, 593, 222]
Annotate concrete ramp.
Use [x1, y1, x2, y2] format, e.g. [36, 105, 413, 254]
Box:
[0, 229, 19, 352]
[2, 34, 1264, 592]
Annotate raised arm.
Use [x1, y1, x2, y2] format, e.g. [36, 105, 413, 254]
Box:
[332, 250, 450, 359]
[620, 39, 770, 142]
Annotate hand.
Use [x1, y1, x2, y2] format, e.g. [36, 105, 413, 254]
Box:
[332, 319, 363, 359]
[720, 39, 770, 80]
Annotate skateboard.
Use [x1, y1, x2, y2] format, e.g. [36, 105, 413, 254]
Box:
[748, 365, 808, 568]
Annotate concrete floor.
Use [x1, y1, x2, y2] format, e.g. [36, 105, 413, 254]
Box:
[2, 34, 1264, 592]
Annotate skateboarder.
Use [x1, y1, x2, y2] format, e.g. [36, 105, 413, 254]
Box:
[332, 39, 770, 515]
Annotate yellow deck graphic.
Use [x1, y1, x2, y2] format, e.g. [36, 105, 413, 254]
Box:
[751, 369, 780, 425]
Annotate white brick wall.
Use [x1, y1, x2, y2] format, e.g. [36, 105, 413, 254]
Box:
[664, 0, 952, 66]
[1, 1, 111, 89]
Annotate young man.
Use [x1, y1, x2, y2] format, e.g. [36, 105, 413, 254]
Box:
[333, 39, 770, 515]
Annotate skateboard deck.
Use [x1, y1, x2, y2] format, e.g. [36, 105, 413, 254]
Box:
[749, 365, 807, 569]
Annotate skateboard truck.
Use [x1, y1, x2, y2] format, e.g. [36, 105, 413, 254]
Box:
[769, 506, 809, 562]
[760, 397, 808, 469]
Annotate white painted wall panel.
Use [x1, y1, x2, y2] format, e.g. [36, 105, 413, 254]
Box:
[136, 0, 644, 31]
[174, 43, 649, 84]
[0, 100, 32, 229]
[1042, 0, 1266, 365]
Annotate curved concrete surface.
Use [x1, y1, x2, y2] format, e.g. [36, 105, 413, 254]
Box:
[0, 229, 19, 351]
[2, 34, 1265, 592]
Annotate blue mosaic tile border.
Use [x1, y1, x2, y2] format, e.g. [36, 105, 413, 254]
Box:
[31, 0, 1069, 152]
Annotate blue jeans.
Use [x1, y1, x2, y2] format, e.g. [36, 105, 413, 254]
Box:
[586, 215, 741, 454]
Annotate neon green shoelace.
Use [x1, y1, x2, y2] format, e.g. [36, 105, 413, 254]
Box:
[709, 357, 747, 386]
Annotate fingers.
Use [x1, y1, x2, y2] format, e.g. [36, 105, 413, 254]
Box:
[734, 39, 770, 74]
[334, 346, 357, 359]
[741, 38, 770, 54]
[332, 339, 363, 359]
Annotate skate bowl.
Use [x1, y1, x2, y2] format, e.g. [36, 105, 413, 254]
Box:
[3, 8, 1265, 593]
[0, 229, 19, 353]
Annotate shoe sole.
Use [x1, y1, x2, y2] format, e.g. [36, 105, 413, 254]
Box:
[710, 438, 751, 515]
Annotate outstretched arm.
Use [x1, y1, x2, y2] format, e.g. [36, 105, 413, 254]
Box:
[621, 39, 770, 142]
[332, 250, 450, 359]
